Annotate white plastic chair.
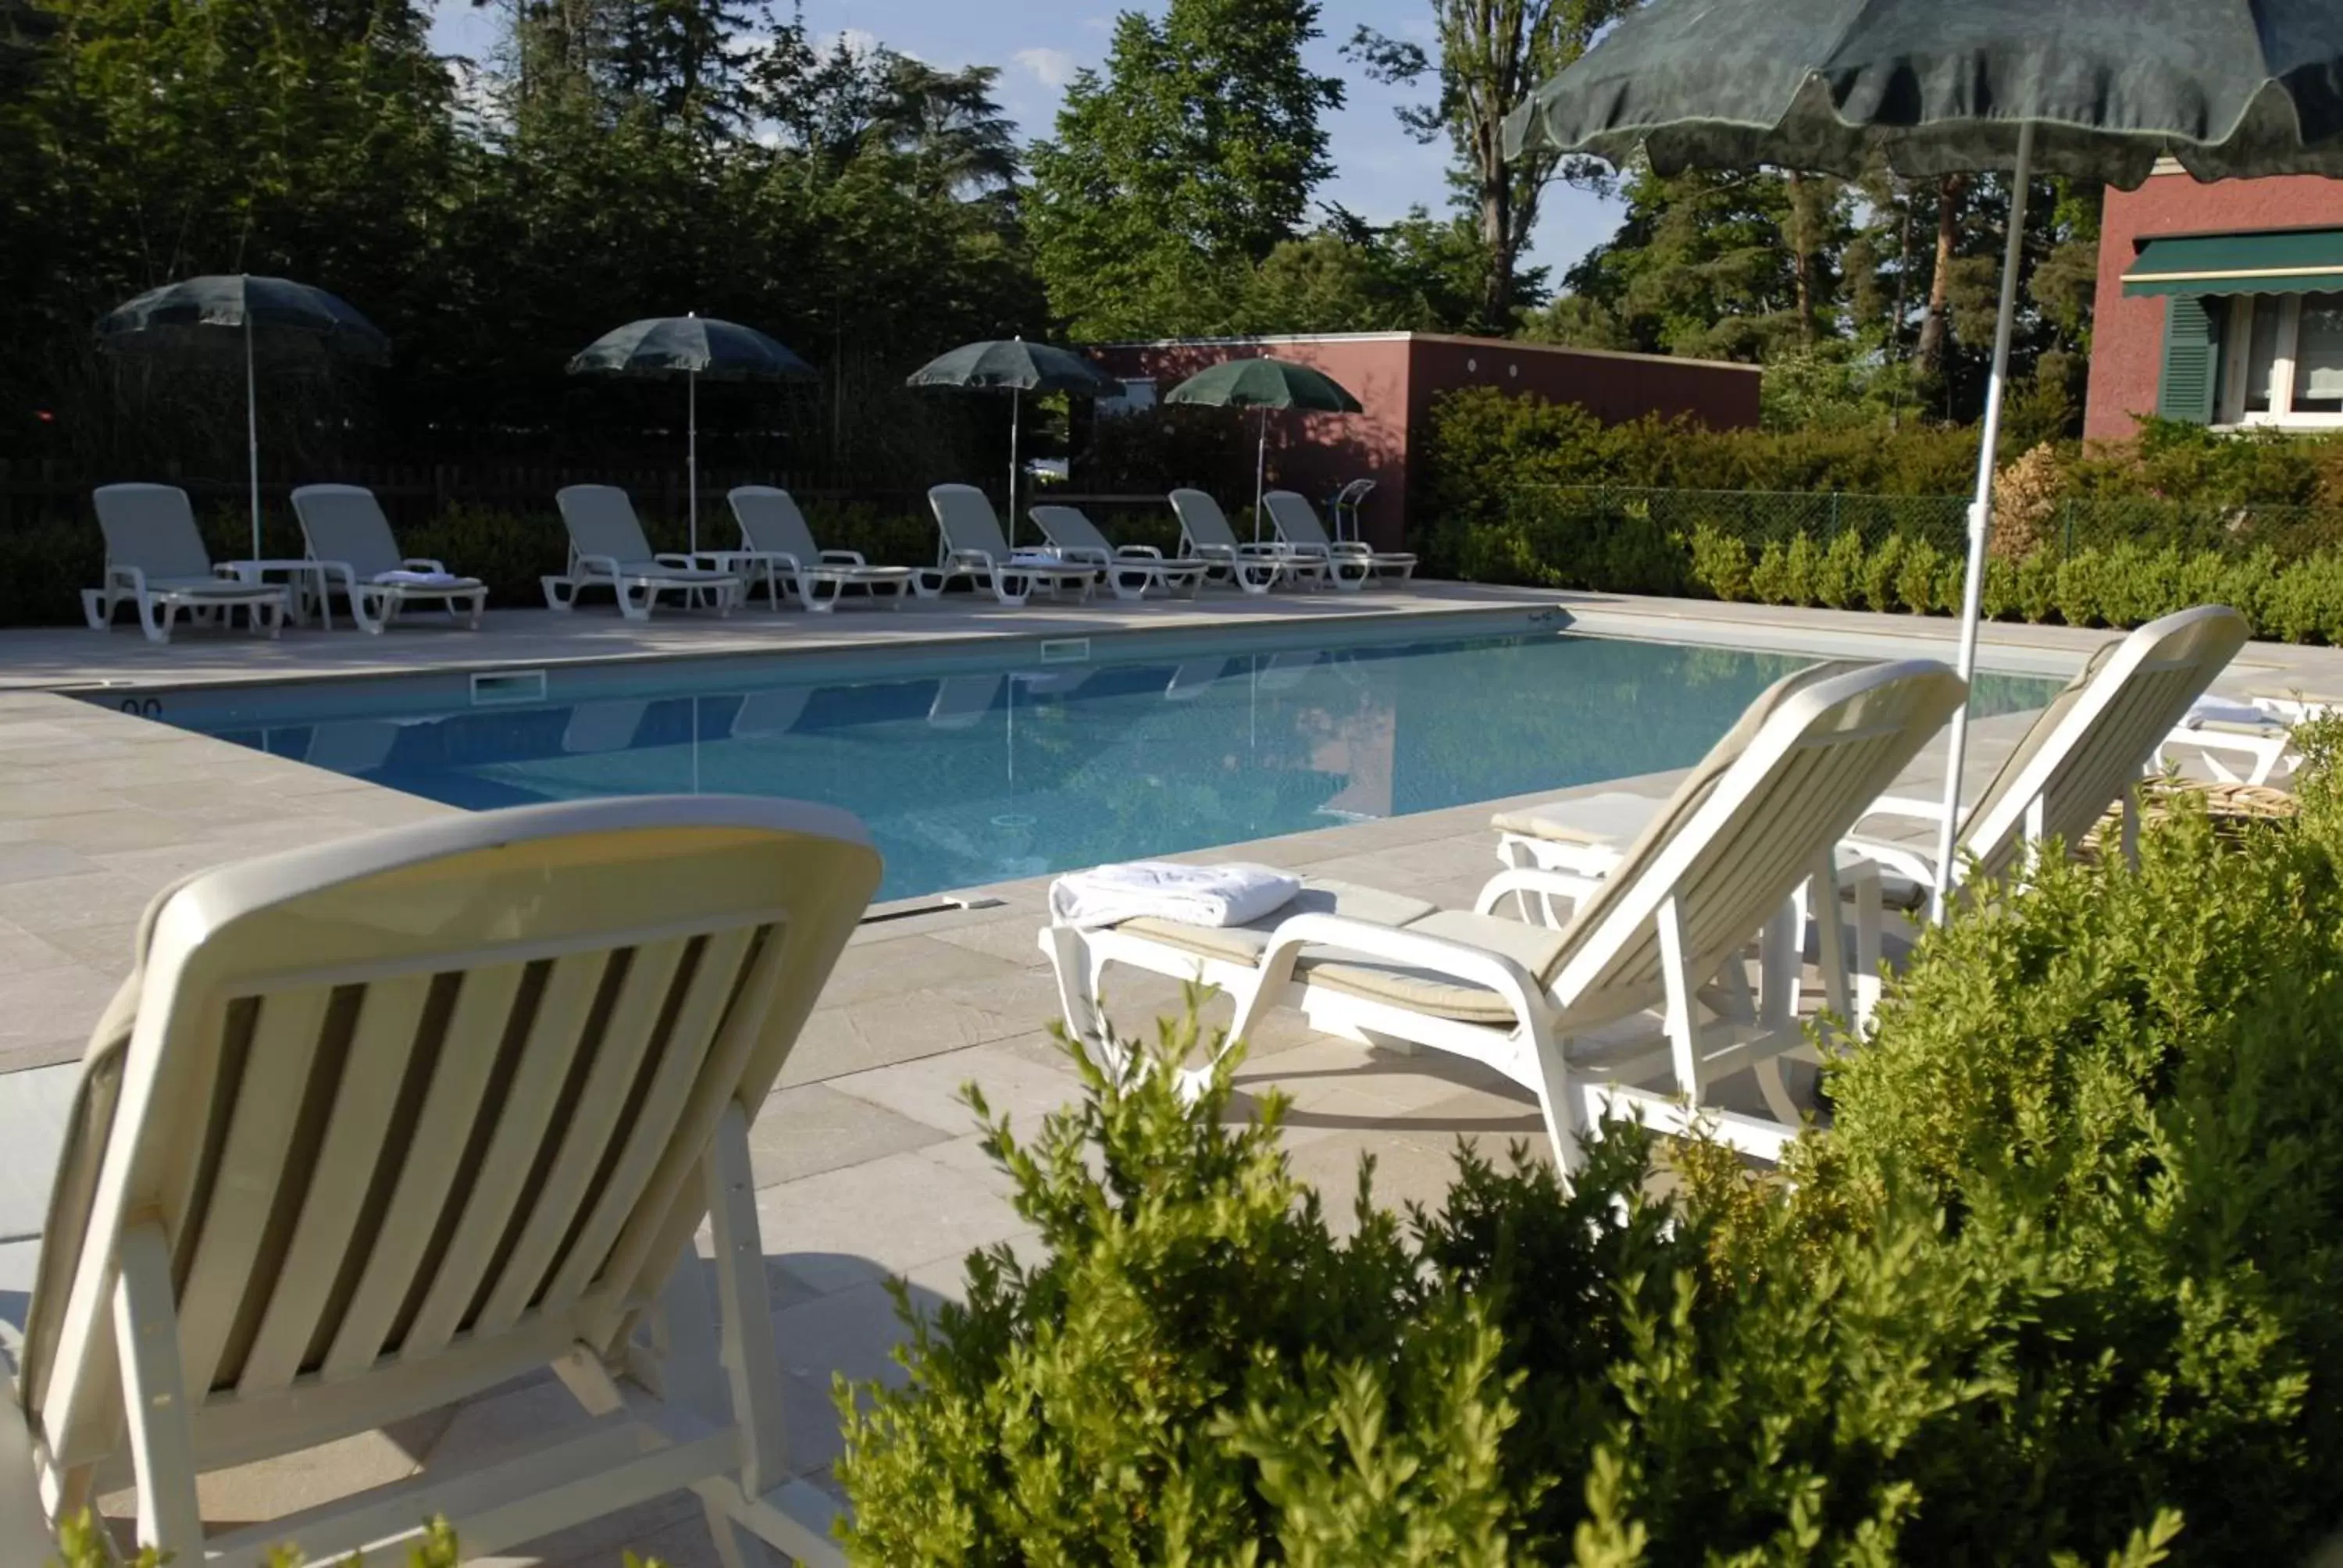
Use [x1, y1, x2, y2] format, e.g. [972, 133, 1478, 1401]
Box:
[922, 486, 1098, 607]
[1027, 504, 1207, 600]
[293, 484, 487, 633]
[1167, 489, 1321, 594]
[83, 484, 289, 645]
[1261, 490, 1417, 590]
[0, 795, 881, 1566]
[544, 486, 744, 620]
[708, 487, 917, 613]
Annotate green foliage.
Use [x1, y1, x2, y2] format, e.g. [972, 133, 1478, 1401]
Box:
[843, 770, 2343, 1564]
[1687, 524, 1751, 602]
[48, 1514, 504, 1566]
[1026, 0, 1343, 340]
[1892, 534, 1944, 615]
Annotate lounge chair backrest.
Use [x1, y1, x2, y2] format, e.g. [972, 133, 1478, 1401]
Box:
[1169, 489, 1239, 552]
[21, 796, 879, 1476]
[1262, 490, 1333, 550]
[928, 484, 1012, 561]
[1956, 604, 2249, 885]
[1028, 504, 1111, 555]
[557, 484, 657, 565]
[93, 483, 213, 580]
[727, 486, 820, 561]
[291, 484, 401, 579]
[1547, 660, 1966, 1013]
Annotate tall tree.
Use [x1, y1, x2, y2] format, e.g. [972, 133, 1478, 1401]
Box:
[1026, 0, 1343, 339]
[1345, 0, 1635, 332]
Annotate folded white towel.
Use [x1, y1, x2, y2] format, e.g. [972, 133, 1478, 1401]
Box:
[1008, 551, 1076, 569]
[372, 568, 469, 587]
[2182, 697, 2283, 731]
[1049, 861, 1301, 931]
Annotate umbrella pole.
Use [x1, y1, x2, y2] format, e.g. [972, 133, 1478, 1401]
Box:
[244, 306, 261, 562]
[1931, 119, 2036, 921]
[687, 369, 698, 557]
[1008, 387, 1021, 549]
[1254, 406, 1268, 543]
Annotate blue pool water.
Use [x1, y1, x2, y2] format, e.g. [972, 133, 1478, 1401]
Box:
[163, 634, 2057, 902]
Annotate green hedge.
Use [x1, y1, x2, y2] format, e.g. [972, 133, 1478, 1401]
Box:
[836, 752, 2343, 1563]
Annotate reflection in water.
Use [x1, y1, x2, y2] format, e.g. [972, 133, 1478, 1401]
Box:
[208, 636, 2059, 902]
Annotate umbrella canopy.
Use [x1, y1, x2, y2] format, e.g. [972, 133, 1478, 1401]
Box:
[1164, 358, 1364, 538]
[95, 275, 389, 561]
[568, 315, 814, 554]
[566, 315, 814, 382]
[1503, 0, 2343, 917]
[1503, 0, 2343, 184]
[906, 339, 1122, 546]
[1163, 357, 1363, 414]
[906, 338, 1122, 396]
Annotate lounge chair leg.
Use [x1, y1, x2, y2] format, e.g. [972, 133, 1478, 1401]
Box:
[80, 589, 110, 630]
[1526, 1024, 1585, 1179]
[1040, 925, 1117, 1070]
[1656, 895, 1703, 1105]
[1754, 1057, 1803, 1127]
[543, 576, 577, 612]
[705, 1108, 789, 1500]
[1811, 852, 1853, 1035]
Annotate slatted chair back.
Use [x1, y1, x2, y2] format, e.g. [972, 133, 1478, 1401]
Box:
[291, 485, 402, 579]
[1958, 604, 2249, 886]
[1168, 489, 1241, 554]
[927, 484, 1011, 561]
[92, 484, 213, 582]
[1261, 490, 1335, 551]
[1027, 505, 1111, 556]
[556, 485, 658, 568]
[726, 486, 821, 561]
[1547, 661, 1965, 1022]
[22, 796, 879, 1484]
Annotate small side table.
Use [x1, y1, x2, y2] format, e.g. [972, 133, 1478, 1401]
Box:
[218, 560, 333, 629]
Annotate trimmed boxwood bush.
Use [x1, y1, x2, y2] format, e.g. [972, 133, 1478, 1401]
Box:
[837, 744, 2343, 1564]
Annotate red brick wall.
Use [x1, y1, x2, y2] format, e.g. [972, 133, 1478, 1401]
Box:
[2084, 173, 2343, 443]
[1087, 334, 1757, 551]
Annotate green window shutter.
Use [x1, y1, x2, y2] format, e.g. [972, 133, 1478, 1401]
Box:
[2157, 296, 2219, 424]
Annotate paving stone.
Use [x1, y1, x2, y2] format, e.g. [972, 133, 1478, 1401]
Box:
[826, 1039, 1086, 1137]
[750, 1146, 1035, 1291]
[747, 1082, 951, 1189]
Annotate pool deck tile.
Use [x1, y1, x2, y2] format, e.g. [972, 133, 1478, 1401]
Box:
[4, 593, 2341, 1563]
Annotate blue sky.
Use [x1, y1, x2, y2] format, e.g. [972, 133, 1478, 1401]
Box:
[427, 0, 1626, 283]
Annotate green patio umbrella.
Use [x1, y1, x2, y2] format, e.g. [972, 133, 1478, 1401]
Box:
[1504, 0, 2343, 915]
[1164, 358, 1363, 541]
[95, 275, 390, 562]
[568, 315, 815, 554]
[906, 338, 1122, 546]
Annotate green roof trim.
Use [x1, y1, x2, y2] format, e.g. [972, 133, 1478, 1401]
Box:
[2123, 230, 2343, 298]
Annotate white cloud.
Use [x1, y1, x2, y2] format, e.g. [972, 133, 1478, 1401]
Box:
[1015, 46, 1079, 87]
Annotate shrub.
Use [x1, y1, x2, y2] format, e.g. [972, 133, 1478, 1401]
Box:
[1859, 532, 1907, 613]
[46, 1514, 580, 1566]
[843, 775, 2343, 1565]
[1895, 535, 1944, 615]
[1688, 524, 1752, 602]
[1781, 530, 1823, 607]
[1812, 527, 1867, 609]
[1747, 537, 1795, 604]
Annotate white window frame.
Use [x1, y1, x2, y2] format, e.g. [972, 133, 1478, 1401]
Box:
[2216, 294, 2343, 429]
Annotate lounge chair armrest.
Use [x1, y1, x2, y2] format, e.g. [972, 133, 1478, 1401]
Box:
[575, 552, 625, 577]
[653, 553, 697, 569]
[947, 549, 997, 570]
[1838, 835, 1938, 889]
[1053, 545, 1114, 566]
[1327, 542, 1374, 557]
[312, 559, 360, 589]
[1236, 543, 1287, 558]
[1116, 545, 1165, 560]
[1471, 866, 1607, 918]
[818, 549, 868, 565]
[401, 557, 448, 572]
[1257, 912, 1546, 1010]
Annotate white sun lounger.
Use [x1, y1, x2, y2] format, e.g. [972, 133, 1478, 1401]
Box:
[1027, 504, 1208, 600]
[1168, 489, 1321, 593]
[922, 486, 1099, 607]
[82, 484, 290, 645]
[292, 484, 487, 633]
[0, 794, 880, 1566]
[544, 485, 744, 620]
[1496, 604, 2252, 964]
[1043, 659, 1965, 1171]
[2156, 694, 2313, 786]
[705, 487, 918, 613]
[1261, 490, 1417, 590]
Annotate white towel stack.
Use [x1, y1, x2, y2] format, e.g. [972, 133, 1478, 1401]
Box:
[372, 568, 468, 587]
[2181, 697, 2283, 731]
[1048, 861, 1300, 931]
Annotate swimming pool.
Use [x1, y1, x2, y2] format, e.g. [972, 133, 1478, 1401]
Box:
[144, 633, 2059, 902]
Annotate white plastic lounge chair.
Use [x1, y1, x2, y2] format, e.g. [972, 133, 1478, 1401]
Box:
[922, 486, 1098, 607]
[1261, 490, 1417, 590]
[706, 487, 918, 613]
[1028, 504, 1208, 600]
[1498, 604, 2252, 941]
[2156, 694, 2309, 785]
[0, 794, 880, 1566]
[544, 486, 744, 620]
[292, 484, 487, 634]
[82, 484, 289, 645]
[1043, 659, 1965, 1171]
[1168, 489, 1321, 594]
